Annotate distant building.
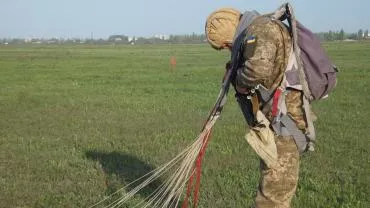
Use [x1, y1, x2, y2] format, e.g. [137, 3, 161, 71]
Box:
[128, 36, 137, 43]
[108, 35, 128, 43]
[154, 34, 169, 40]
[24, 37, 32, 43]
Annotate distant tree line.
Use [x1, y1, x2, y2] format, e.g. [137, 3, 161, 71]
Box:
[106, 33, 207, 44]
[1, 30, 369, 45]
[168, 33, 206, 44]
[0, 33, 207, 45]
[316, 29, 369, 41]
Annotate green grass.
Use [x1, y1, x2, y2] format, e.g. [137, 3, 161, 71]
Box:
[0, 42, 369, 208]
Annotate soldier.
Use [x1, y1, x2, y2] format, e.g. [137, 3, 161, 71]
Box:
[205, 8, 307, 208]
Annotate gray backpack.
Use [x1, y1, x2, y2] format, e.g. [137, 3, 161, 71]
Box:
[266, 3, 338, 152]
[272, 3, 338, 101]
[297, 22, 338, 100]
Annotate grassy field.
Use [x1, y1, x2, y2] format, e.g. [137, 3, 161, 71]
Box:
[0, 42, 369, 208]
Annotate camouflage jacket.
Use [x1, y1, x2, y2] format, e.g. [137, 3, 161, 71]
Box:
[235, 16, 306, 130]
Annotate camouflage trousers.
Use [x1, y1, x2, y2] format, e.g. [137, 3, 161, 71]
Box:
[254, 136, 299, 208]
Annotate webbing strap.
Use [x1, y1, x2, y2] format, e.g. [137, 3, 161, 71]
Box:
[280, 115, 308, 152]
[257, 85, 275, 102]
[287, 4, 313, 100]
[271, 88, 282, 117]
[251, 94, 260, 116]
[272, 115, 308, 153]
[257, 85, 275, 115]
[269, 3, 313, 100]
[303, 96, 316, 151]
[270, 88, 309, 153]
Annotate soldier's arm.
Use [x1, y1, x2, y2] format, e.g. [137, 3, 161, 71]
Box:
[235, 21, 284, 90]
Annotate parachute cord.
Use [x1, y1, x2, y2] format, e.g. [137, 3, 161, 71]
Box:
[181, 128, 212, 208]
[193, 130, 212, 207]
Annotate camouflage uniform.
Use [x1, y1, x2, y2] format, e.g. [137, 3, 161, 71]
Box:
[235, 16, 304, 207]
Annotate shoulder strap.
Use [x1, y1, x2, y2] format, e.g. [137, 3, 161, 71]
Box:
[270, 3, 313, 101]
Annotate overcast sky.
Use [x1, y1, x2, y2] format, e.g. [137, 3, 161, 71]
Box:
[0, 0, 369, 39]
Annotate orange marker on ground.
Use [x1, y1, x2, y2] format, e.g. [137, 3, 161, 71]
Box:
[170, 56, 177, 72]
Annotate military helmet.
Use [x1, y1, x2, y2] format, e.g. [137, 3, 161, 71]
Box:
[205, 8, 241, 50]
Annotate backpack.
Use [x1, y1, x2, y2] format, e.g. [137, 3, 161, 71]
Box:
[266, 3, 338, 152]
[272, 3, 338, 101]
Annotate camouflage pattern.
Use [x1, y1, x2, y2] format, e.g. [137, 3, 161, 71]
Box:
[233, 16, 303, 207]
[235, 16, 292, 91]
[254, 136, 299, 208]
[285, 90, 306, 131]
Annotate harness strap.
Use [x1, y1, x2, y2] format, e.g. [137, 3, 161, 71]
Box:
[257, 85, 275, 115]
[251, 94, 260, 116]
[269, 86, 310, 153]
[303, 96, 316, 151]
[271, 88, 283, 117]
[272, 115, 308, 153]
[257, 85, 275, 102]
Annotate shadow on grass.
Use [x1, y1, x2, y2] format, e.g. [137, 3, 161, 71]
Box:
[85, 150, 161, 201]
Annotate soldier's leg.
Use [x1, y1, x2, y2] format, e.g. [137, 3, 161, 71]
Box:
[254, 136, 299, 208]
